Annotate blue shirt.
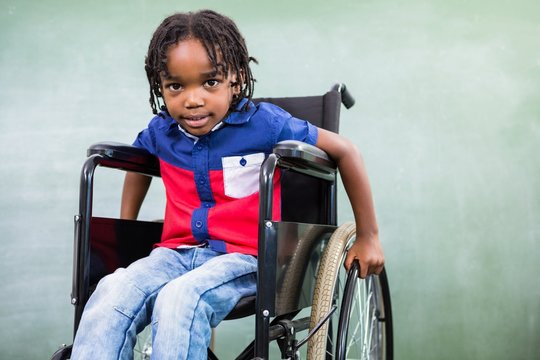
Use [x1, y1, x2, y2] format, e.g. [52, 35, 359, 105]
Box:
[133, 99, 318, 255]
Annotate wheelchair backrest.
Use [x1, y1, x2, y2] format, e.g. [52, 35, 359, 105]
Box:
[254, 92, 341, 132]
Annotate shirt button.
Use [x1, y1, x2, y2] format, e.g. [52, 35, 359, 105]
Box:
[195, 221, 203, 228]
[197, 145, 203, 150]
[199, 179, 205, 185]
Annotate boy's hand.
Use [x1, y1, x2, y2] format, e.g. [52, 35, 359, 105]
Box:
[344, 233, 385, 279]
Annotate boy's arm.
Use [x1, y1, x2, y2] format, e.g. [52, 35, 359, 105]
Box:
[120, 172, 152, 220]
[315, 128, 384, 278]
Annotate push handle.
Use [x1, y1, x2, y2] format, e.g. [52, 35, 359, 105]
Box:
[332, 83, 355, 109]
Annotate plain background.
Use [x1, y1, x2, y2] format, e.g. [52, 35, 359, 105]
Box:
[1, 0, 539, 358]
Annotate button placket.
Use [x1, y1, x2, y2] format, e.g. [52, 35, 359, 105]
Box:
[191, 137, 213, 242]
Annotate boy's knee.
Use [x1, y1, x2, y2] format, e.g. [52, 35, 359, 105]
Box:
[97, 268, 128, 288]
[154, 281, 214, 320]
[155, 280, 197, 309]
[89, 270, 148, 313]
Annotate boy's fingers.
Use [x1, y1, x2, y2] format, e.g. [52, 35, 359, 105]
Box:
[360, 260, 384, 278]
[344, 252, 356, 271]
[359, 262, 368, 279]
[345, 251, 384, 278]
[349, 256, 368, 279]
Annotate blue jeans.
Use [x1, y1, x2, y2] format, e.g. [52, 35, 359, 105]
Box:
[71, 246, 257, 360]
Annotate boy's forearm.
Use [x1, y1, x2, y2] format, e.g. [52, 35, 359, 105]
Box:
[120, 172, 152, 220]
[337, 144, 384, 276]
[316, 128, 379, 235]
[338, 150, 379, 237]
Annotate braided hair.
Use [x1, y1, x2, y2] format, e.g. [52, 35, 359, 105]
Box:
[145, 10, 257, 115]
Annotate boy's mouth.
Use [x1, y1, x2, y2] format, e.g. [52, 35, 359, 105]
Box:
[183, 114, 209, 120]
[181, 114, 210, 126]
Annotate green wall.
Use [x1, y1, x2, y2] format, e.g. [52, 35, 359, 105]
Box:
[1, 0, 538, 358]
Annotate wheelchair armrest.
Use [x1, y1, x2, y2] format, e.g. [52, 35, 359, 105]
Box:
[87, 141, 160, 177]
[273, 140, 336, 181]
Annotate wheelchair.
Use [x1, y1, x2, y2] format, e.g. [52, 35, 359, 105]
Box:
[51, 84, 393, 360]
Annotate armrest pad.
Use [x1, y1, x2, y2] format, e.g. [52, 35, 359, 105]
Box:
[273, 140, 336, 181]
[87, 141, 160, 176]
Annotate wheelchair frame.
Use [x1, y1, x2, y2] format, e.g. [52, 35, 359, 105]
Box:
[51, 84, 392, 360]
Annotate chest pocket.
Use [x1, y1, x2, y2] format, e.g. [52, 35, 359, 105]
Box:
[222, 153, 265, 198]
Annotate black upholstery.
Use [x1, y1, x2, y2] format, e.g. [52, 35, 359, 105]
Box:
[254, 91, 341, 133]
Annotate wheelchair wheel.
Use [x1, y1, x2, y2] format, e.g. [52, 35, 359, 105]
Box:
[335, 262, 393, 360]
[308, 222, 392, 360]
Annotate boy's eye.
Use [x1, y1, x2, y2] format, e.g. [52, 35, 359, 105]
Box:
[168, 83, 182, 91]
[205, 79, 220, 88]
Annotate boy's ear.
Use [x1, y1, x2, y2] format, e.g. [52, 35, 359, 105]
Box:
[233, 83, 241, 96]
[231, 72, 242, 95]
[238, 69, 245, 88]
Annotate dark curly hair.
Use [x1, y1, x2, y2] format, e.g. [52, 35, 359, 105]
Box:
[145, 10, 257, 115]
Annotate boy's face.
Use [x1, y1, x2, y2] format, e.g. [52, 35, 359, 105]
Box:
[160, 38, 240, 136]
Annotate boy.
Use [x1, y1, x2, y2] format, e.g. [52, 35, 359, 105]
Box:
[72, 9, 383, 360]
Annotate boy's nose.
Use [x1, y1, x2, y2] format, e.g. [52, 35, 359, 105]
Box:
[184, 89, 204, 108]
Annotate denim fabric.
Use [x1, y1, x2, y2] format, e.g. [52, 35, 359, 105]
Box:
[71, 246, 257, 360]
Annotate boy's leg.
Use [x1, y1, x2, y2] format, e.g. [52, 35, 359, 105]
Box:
[71, 247, 196, 360]
[151, 250, 258, 360]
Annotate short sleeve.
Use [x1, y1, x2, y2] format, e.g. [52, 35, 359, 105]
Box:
[132, 119, 158, 155]
[276, 116, 319, 145]
[254, 102, 319, 146]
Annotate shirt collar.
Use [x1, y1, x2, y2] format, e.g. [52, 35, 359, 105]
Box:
[223, 98, 256, 125]
[177, 121, 225, 143]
